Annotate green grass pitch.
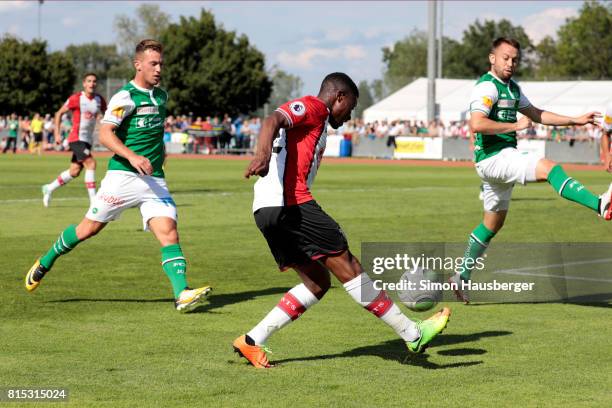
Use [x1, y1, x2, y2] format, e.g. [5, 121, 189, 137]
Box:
[1, 154, 610, 407]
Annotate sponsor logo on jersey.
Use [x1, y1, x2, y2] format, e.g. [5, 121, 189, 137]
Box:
[290, 101, 306, 116]
[482, 96, 493, 109]
[136, 116, 164, 129]
[111, 107, 125, 119]
[497, 99, 516, 108]
[136, 106, 159, 115]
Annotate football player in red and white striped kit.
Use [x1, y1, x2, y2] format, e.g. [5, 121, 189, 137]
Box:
[233, 73, 451, 368]
[42, 72, 107, 207]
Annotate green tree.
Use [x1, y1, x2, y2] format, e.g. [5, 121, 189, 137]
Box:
[266, 68, 303, 109]
[382, 30, 428, 93]
[159, 9, 272, 116]
[354, 80, 374, 119]
[114, 4, 171, 55]
[553, 1, 612, 79]
[452, 19, 536, 79]
[63, 42, 132, 83]
[534, 36, 562, 80]
[0, 36, 75, 115]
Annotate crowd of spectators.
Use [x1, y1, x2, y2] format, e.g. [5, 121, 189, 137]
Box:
[331, 118, 605, 144]
[0, 113, 61, 154]
[1, 113, 605, 156]
[164, 114, 261, 154]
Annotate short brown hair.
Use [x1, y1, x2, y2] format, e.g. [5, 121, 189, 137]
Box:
[491, 37, 521, 53]
[135, 39, 163, 55]
[83, 72, 97, 80]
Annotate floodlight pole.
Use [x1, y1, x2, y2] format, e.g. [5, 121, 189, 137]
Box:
[438, 0, 443, 78]
[38, 0, 44, 39]
[427, 0, 437, 122]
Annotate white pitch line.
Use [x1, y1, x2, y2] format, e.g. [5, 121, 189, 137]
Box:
[494, 258, 612, 283]
[0, 186, 467, 205]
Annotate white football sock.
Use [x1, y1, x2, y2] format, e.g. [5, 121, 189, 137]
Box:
[84, 169, 96, 200]
[344, 273, 419, 342]
[247, 283, 319, 345]
[47, 170, 73, 192]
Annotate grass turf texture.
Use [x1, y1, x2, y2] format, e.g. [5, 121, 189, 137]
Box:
[1, 154, 610, 407]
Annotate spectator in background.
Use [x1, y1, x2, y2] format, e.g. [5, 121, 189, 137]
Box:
[192, 116, 206, 154]
[219, 114, 233, 151]
[241, 118, 251, 150]
[212, 116, 223, 150]
[233, 116, 244, 150]
[31, 113, 44, 155]
[3, 113, 19, 154]
[43, 113, 54, 150]
[20, 115, 31, 151]
[376, 120, 389, 139]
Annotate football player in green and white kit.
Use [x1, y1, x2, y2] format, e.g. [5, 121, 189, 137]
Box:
[26, 40, 211, 312]
[450, 37, 610, 303]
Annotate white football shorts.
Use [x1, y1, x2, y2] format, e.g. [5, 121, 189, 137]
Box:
[86, 170, 177, 230]
[475, 147, 540, 212]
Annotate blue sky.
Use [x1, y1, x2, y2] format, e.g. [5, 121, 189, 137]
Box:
[0, 1, 585, 93]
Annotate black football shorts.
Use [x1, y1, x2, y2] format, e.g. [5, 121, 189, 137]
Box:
[254, 200, 348, 270]
[69, 141, 92, 163]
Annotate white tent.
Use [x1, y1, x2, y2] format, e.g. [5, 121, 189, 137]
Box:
[363, 77, 612, 123]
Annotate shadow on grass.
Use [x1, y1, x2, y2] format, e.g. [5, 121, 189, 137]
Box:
[46, 287, 290, 312]
[273, 331, 512, 369]
[48, 297, 174, 303]
[190, 287, 289, 313]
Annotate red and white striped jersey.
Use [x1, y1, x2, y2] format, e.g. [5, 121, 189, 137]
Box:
[65, 92, 107, 144]
[253, 96, 330, 212]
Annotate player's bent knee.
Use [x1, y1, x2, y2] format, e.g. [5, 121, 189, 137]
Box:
[69, 167, 82, 178]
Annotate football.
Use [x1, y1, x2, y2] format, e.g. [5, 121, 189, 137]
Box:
[396, 267, 441, 312]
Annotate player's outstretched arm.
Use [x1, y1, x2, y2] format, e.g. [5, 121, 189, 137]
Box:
[99, 123, 152, 175]
[244, 111, 290, 179]
[469, 111, 531, 135]
[54, 105, 69, 144]
[520, 105, 601, 127]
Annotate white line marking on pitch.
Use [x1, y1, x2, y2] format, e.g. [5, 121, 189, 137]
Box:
[494, 258, 612, 283]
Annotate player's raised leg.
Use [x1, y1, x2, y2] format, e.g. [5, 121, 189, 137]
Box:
[234, 262, 329, 368]
[539, 158, 612, 219]
[147, 216, 211, 312]
[42, 162, 82, 207]
[26, 218, 106, 292]
[324, 250, 450, 354]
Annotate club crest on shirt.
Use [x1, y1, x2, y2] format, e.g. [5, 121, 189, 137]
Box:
[290, 101, 306, 116]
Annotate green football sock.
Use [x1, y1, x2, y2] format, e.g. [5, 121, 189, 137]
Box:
[161, 244, 188, 298]
[547, 165, 600, 212]
[40, 225, 81, 269]
[459, 223, 496, 281]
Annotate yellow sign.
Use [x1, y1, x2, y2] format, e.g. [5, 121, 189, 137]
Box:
[604, 115, 612, 125]
[395, 140, 425, 154]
